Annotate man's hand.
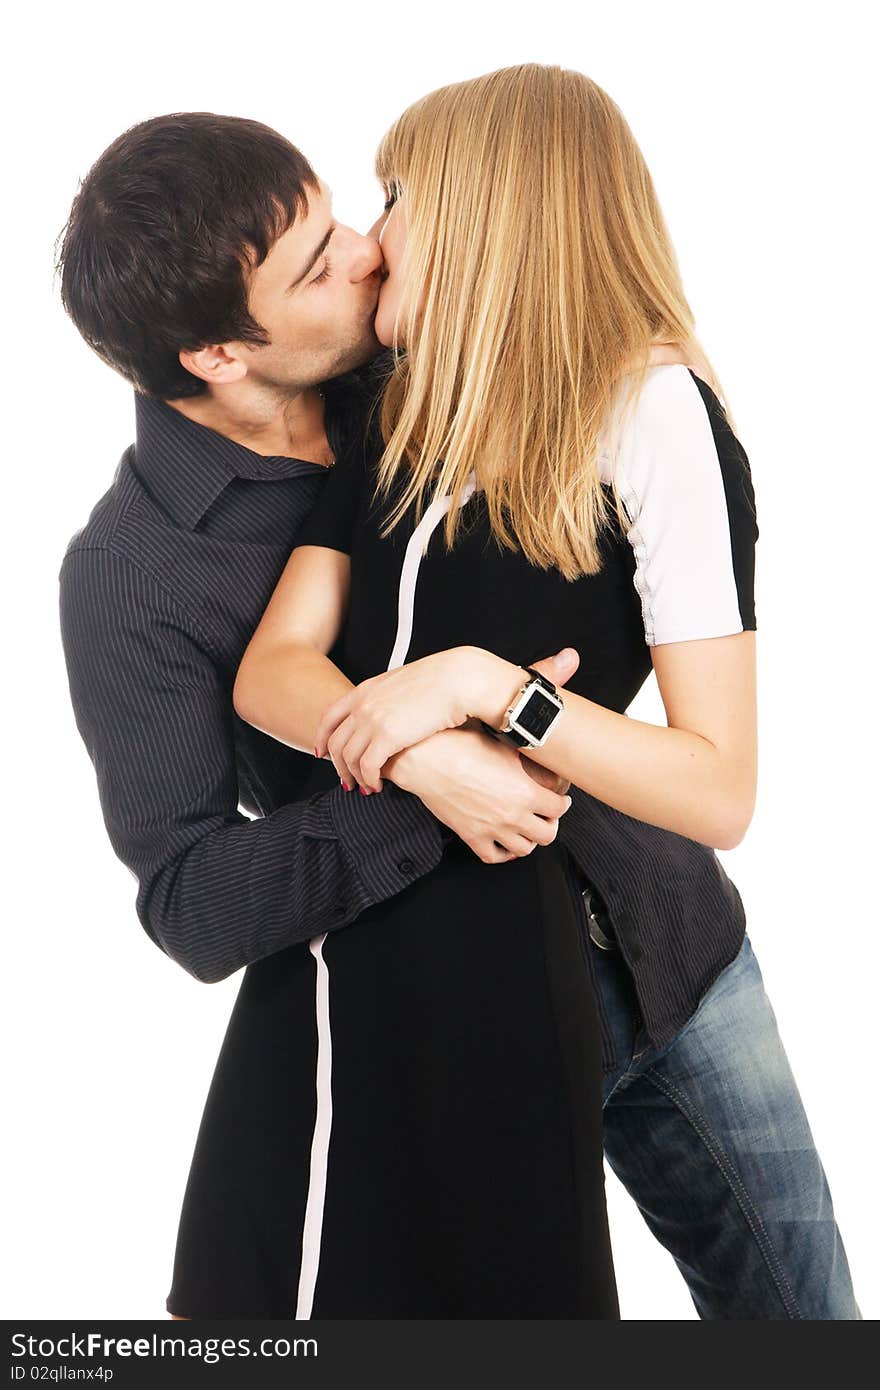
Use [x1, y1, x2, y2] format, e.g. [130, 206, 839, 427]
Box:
[384, 649, 579, 862]
[521, 752, 571, 799]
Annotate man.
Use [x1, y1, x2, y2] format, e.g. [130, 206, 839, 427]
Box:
[58, 113, 859, 1319]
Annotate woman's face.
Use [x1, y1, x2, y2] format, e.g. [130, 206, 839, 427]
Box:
[371, 194, 408, 348]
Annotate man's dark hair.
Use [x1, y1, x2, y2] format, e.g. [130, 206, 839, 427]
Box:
[56, 113, 318, 399]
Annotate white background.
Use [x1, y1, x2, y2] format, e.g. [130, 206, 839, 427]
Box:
[3, 0, 876, 1321]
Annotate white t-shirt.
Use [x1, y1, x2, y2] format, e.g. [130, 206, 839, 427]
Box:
[602, 363, 759, 646]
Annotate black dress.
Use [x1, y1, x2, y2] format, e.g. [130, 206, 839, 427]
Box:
[166, 365, 758, 1318]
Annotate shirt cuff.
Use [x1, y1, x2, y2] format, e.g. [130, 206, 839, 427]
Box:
[329, 781, 445, 898]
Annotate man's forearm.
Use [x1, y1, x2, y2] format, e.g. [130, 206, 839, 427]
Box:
[138, 784, 444, 983]
[59, 545, 444, 985]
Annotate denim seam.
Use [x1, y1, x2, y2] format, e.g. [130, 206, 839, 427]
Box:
[641, 1065, 804, 1320]
[603, 1068, 635, 1104]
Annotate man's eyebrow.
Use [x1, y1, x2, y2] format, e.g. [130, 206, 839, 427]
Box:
[287, 224, 335, 290]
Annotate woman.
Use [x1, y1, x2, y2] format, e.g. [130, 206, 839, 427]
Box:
[172, 65, 758, 1318]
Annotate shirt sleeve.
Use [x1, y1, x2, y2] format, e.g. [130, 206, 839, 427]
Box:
[58, 545, 443, 984]
[294, 435, 369, 555]
[614, 365, 759, 647]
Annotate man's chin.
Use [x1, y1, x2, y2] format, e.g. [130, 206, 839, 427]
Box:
[326, 329, 385, 379]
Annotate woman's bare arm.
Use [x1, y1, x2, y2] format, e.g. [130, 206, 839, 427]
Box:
[313, 634, 757, 851]
[233, 546, 355, 758]
[471, 632, 757, 850]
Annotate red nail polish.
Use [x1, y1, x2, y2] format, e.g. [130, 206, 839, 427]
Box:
[359, 786, 369, 796]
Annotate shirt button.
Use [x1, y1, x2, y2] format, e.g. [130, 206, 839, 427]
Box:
[398, 858, 416, 876]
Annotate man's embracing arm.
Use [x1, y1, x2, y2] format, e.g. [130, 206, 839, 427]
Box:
[58, 545, 444, 983]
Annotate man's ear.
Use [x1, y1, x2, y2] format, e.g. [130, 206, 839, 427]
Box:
[178, 342, 248, 387]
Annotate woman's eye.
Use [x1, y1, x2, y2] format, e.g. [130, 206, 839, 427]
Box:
[310, 260, 332, 286]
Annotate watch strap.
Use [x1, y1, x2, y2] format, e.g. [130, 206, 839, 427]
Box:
[499, 722, 532, 747]
[520, 665, 557, 696]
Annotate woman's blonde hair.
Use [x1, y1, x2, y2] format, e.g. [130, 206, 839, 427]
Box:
[374, 63, 729, 579]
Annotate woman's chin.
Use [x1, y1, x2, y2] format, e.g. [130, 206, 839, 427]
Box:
[373, 307, 407, 351]
[373, 315, 394, 349]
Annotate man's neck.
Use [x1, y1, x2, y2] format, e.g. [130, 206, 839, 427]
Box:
[167, 383, 334, 465]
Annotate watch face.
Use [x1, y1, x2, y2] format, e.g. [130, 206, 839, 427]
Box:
[515, 686, 561, 741]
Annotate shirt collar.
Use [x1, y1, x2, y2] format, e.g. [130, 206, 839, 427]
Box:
[132, 393, 326, 530]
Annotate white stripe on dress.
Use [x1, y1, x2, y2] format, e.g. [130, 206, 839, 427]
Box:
[295, 932, 334, 1318]
[387, 472, 476, 669]
[294, 468, 477, 1316]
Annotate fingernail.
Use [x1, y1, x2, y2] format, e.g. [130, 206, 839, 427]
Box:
[340, 778, 350, 791]
[359, 786, 369, 796]
[315, 747, 320, 758]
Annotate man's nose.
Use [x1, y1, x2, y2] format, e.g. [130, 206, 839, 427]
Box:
[337, 224, 384, 283]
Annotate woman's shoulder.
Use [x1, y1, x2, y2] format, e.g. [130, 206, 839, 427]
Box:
[633, 360, 725, 423]
[617, 363, 751, 489]
[609, 364, 759, 647]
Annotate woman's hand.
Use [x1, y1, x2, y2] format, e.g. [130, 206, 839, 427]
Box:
[315, 646, 508, 791]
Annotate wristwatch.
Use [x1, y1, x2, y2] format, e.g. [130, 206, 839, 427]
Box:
[494, 665, 565, 749]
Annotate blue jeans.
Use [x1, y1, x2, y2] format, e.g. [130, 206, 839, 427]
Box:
[594, 932, 861, 1319]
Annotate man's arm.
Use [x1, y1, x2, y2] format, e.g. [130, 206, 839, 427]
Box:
[58, 545, 444, 984]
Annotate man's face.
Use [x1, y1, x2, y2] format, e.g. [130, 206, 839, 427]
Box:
[237, 179, 385, 390]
